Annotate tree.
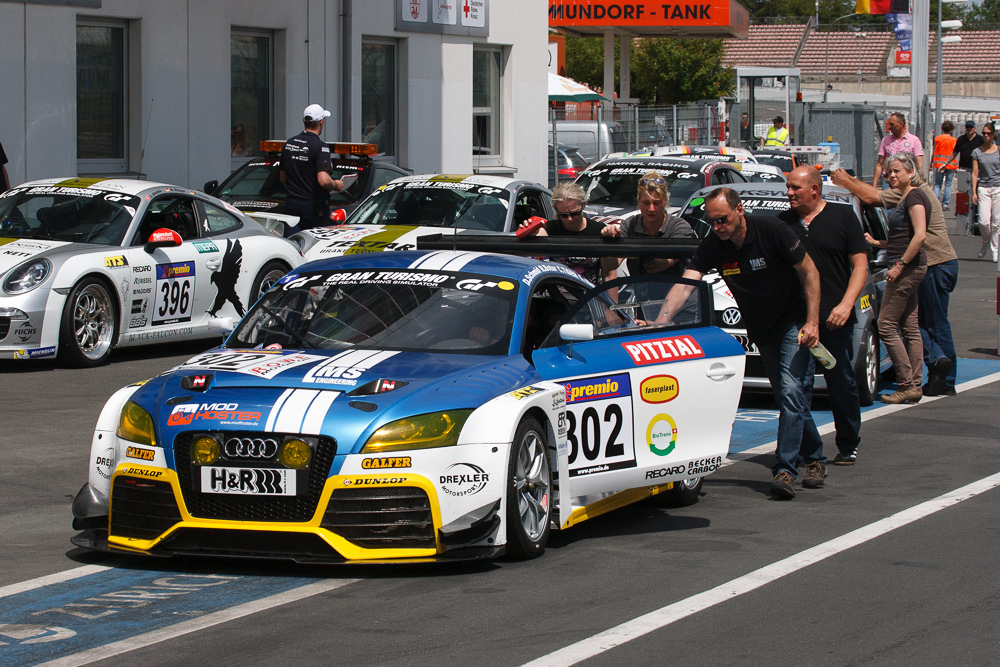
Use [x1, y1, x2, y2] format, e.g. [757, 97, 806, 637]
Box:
[631, 38, 735, 104]
[564, 35, 617, 93]
[960, 0, 1000, 29]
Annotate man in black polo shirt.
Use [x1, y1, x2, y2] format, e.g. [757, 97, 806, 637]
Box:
[659, 187, 823, 499]
[780, 166, 868, 466]
[279, 104, 344, 233]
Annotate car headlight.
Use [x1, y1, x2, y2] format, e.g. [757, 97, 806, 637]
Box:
[362, 410, 473, 453]
[117, 400, 157, 447]
[3, 259, 51, 295]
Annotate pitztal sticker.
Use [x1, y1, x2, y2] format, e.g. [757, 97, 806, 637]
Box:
[622, 336, 704, 365]
[639, 375, 679, 403]
[647, 414, 678, 456]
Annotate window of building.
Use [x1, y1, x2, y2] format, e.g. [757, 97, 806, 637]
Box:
[472, 47, 502, 162]
[362, 41, 397, 158]
[231, 30, 273, 168]
[77, 21, 128, 173]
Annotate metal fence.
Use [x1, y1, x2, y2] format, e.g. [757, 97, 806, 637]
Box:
[552, 103, 724, 153]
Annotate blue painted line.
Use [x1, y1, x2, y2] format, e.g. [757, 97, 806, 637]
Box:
[729, 357, 1000, 455]
[0, 568, 324, 666]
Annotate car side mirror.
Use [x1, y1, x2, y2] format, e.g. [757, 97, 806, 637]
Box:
[143, 228, 183, 253]
[559, 323, 593, 359]
[203, 180, 219, 195]
[330, 209, 347, 223]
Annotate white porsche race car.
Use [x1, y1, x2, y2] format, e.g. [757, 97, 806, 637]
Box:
[0, 178, 302, 366]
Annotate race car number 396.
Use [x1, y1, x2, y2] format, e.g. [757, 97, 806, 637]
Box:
[153, 262, 196, 326]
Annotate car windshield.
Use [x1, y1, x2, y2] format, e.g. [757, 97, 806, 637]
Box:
[0, 185, 139, 245]
[347, 181, 511, 231]
[217, 159, 370, 206]
[754, 154, 794, 173]
[576, 165, 704, 209]
[229, 269, 518, 355]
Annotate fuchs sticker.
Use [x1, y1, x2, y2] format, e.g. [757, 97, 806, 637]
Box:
[622, 336, 704, 365]
[202, 467, 296, 495]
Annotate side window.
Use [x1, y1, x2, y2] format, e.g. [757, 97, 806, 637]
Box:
[201, 202, 244, 235]
[133, 197, 200, 245]
[371, 167, 401, 191]
[523, 280, 588, 359]
[514, 189, 547, 227]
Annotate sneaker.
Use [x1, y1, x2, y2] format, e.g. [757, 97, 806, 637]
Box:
[802, 461, 827, 489]
[880, 387, 923, 404]
[942, 204, 950, 211]
[833, 450, 857, 466]
[978, 245, 990, 259]
[770, 470, 796, 499]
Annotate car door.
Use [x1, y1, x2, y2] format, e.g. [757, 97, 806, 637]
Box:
[122, 195, 216, 342]
[531, 274, 745, 499]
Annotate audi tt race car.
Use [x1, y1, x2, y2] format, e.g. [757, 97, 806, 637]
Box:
[290, 174, 556, 261]
[0, 178, 302, 366]
[203, 142, 408, 233]
[573, 156, 748, 219]
[71, 249, 744, 563]
[679, 182, 891, 405]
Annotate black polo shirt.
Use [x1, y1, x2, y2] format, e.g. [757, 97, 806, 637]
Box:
[691, 213, 807, 343]
[778, 203, 867, 328]
[279, 131, 333, 202]
[954, 133, 984, 170]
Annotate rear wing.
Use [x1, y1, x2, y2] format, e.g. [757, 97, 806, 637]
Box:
[416, 232, 700, 258]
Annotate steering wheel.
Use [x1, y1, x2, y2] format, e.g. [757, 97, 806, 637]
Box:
[0, 216, 30, 236]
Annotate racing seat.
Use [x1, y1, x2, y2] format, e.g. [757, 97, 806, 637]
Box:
[166, 205, 198, 240]
[524, 297, 569, 358]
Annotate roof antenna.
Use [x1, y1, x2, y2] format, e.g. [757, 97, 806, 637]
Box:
[136, 98, 153, 179]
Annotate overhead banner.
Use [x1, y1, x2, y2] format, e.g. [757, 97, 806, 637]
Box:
[548, 0, 749, 37]
[397, 0, 489, 36]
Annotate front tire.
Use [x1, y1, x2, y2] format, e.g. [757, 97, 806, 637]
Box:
[250, 261, 290, 304]
[655, 477, 703, 508]
[505, 417, 552, 559]
[854, 326, 878, 407]
[59, 278, 117, 367]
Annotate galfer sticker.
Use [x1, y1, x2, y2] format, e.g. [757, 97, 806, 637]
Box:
[180, 351, 326, 378]
[621, 335, 705, 365]
[560, 372, 636, 477]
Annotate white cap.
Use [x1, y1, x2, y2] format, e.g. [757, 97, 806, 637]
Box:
[303, 104, 331, 122]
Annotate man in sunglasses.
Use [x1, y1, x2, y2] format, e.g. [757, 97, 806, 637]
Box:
[657, 187, 823, 500]
[600, 170, 696, 277]
[518, 182, 618, 284]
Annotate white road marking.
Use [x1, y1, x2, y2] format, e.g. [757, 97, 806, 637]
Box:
[522, 471, 1000, 667]
[0, 566, 111, 599]
[33, 579, 359, 667]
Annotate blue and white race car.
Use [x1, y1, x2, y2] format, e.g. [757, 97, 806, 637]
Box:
[72, 250, 744, 562]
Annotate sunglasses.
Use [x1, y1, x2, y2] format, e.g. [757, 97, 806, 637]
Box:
[985, 131, 996, 137]
[706, 213, 732, 226]
[556, 209, 584, 219]
[639, 177, 667, 187]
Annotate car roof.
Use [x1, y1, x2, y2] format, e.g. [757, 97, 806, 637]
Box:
[17, 177, 183, 197]
[294, 249, 584, 285]
[383, 173, 547, 191]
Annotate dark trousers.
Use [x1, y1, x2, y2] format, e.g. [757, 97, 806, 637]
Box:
[284, 198, 330, 236]
[918, 259, 958, 388]
[806, 324, 861, 456]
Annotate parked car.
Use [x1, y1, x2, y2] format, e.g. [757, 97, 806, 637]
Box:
[679, 182, 891, 405]
[573, 155, 749, 218]
[644, 145, 758, 163]
[734, 162, 786, 184]
[751, 149, 800, 177]
[204, 142, 408, 234]
[548, 120, 630, 163]
[291, 174, 555, 261]
[71, 249, 744, 563]
[0, 178, 302, 366]
[548, 143, 589, 189]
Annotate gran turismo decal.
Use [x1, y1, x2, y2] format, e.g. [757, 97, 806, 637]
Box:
[646, 414, 678, 456]
[622, 335, 705, 365]
[208, 239, 244, 317]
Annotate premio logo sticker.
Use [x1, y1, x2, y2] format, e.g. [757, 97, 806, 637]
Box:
[639, 375, 679, 404]
[647, 414, 678, 456]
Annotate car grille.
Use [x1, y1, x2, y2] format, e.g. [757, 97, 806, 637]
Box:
[322, 487, 435, 549]
[109, 476, 182, 540]
[156, 529, 344, 561]
[0, 317, 10, 340]
[174, 432, 337, 522]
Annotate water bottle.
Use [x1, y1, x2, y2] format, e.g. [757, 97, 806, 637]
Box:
[809, 342, 837, 370]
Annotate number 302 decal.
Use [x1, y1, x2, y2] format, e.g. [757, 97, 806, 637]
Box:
[566, 404, 624, 465]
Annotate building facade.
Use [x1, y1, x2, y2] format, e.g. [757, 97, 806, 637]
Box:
[0, 0, 548, 189]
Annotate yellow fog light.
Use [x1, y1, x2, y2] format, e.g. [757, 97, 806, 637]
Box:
[362, 410, 473, 453]
[191, 436, 221, 465]
[278, 439, 312, 469]
[117, 401, 156, 447]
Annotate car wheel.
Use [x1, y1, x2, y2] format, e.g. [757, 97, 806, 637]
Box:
[59, 277, 117, 367]
[250, 261, 290, 304]
[654, 477, 703, 508]
[505, 416, 551, 559]
[854, 326, 878, 407]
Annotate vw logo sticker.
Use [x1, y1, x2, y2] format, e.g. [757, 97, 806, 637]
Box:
[721, 308, 742, 327]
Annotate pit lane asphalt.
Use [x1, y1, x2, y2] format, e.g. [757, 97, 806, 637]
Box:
[2, 232, 998, 666]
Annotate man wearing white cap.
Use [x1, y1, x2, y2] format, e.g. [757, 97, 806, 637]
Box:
[279, 103, 344, 232]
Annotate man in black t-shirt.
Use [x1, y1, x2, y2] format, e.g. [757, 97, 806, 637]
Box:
[943, 121, 984, 171]
[780, 166, 868, 466]
[279, 104, 344, 233]
[658, 187, 823, 499]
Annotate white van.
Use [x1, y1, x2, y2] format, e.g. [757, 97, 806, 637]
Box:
[548, 120, 630, 164]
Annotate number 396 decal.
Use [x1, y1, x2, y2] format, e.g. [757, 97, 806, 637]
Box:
[562, 373, 637, 477]
[153, 262, 196, 326]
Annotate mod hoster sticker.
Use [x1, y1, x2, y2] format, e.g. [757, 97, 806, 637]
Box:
[561, 373, 636, 477]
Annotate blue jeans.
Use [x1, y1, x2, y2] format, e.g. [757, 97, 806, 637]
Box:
[918, 259, 958, 387]
[283, 198, 331, 236]
[805, 324, 861, 456]
[933, 169, 955, 207]
[757, 323, 826, 477]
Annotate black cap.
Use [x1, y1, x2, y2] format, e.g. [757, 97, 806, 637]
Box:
[773, 115, 784, 123]
[966, 120, 977, 129]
